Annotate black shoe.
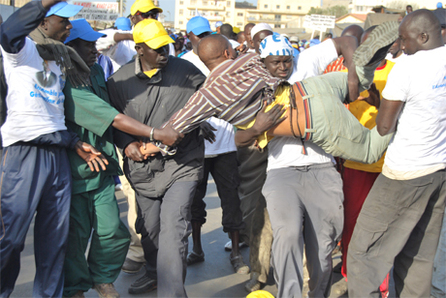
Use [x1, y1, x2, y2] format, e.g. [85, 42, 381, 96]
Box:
[353, 21, 400, 67]
[244, 272, 263, 292]
[128, 272, 157, 295]
[121, 258, 144, 274]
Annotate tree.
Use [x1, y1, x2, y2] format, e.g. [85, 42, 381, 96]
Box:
[308, 5, 348, 18]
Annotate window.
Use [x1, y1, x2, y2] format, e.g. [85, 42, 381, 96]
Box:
[298, 6, 301, 10]
[274, 24, 280, 28]
[287, 5, 290, 9]
[179, 21, 183, 24]
[237, 22, 243, 26]
[179, 0, 183, 4]
[237, 12, 243, 16]
[274, 14, 281, 20]
[227, 1, 231, 6]
[276, 5, 280, 9]
[179, 9, 183, 15]
[226, 11, 231, 16]
[264, 4, 268, 8]
[203, 0, 208, 5]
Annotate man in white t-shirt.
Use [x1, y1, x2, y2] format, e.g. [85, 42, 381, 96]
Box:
[347, 10, 446, 297]
[0, 1, 108, 297]
[182, 17, 249, 274]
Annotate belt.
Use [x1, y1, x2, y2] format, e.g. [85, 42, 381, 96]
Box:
[291, 82, 313, 154]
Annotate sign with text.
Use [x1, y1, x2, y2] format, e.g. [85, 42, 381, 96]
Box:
[72, 2, 119, 21]
[304, 14, 336, 29]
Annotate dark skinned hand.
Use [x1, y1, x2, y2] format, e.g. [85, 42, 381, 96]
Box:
[252, 101, 287, 134]
[361, 83, 381, 109]
[125, 141, 146, 162]
[74, 141, 108, 172]
[154, 124, 184, 147]
[200, 121, 217, 143]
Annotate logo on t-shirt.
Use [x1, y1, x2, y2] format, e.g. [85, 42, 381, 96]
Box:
[35, 60, 57, 87]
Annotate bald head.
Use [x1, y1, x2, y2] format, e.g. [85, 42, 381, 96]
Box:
[220, 23, 234, 39]
[360, 25, 377, 44]
[341, 24, 364, 43]
[399, 9, 444, 54]
[197, 34, 235, 71]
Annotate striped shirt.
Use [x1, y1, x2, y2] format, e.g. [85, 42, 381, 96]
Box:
[168, 52, 284, 133]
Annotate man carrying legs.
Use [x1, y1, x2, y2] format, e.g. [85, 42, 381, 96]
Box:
[348, 10, 446, 297]
[107, 19, 206, 297]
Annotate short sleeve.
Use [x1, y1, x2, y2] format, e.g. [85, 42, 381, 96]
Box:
[289, 39, 338, 83]
[64, 85, 119, 137]
[381, 62, 408, 102]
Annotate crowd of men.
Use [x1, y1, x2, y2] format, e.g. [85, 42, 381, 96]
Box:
[1, 0, 446, 298]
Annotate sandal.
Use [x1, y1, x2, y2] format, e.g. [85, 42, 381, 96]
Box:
[187, 251, 205, 265]
[230, 253, 250, 274]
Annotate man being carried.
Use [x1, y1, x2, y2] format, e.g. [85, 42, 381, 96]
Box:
[159, 21, 399, 165]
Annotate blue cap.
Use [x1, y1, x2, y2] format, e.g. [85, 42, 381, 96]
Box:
[215, 21, 223, 28]
[115, 17, 131, 31]
[187, 16, 211, 35]
[46, 2, 83, 18]
[64, 19, 106, 44]
[438, 2, 443, 8]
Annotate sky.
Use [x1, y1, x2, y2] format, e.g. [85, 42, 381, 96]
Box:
[124, 0, 257, 21]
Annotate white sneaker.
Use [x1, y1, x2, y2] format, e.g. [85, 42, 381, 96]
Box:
[224, 240, 249, 251]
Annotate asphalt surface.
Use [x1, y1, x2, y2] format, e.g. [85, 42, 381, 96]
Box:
[10, 177, 351, 298]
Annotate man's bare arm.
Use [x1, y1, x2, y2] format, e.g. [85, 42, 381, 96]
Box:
[376, 98, 404, 136]
[234, 103, 285, 147]
[331, 36, 360, 102]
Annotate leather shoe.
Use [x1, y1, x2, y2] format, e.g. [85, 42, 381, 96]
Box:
[121, 258, 144, 274]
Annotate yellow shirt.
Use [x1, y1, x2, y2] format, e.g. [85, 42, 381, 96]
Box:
[144, 68, 159, 78]
[343, 60, 395, 172]
[236, 85, 290, 149]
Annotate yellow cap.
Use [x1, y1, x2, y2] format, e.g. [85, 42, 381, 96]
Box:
[133, 19, 174, 49]
[233, 26, 241, 34]
[246, 290, 275, 298]
[131, 0, 163, 15]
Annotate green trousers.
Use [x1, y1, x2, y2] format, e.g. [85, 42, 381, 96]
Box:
[63, 176, 130, 297]
[300, 64, 393, 164]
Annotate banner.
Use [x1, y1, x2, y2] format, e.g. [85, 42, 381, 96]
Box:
[72, 2, 119, 21]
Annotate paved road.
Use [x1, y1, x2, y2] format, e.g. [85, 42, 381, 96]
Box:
[10, 178, 348, 298]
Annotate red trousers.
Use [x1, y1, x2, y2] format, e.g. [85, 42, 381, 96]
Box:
[342, 167, 389, 297]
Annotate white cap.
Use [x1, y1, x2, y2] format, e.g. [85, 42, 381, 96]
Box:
[259, 34, 294, 59]
[250, 23, 273, 40]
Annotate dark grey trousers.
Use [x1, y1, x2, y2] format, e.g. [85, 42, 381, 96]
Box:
[348, 171, 446, 298]
[135, 181, 197, 298]
[262, 163, 344, 298]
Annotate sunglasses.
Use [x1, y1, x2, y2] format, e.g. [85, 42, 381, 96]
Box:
[136, 10, 159, 20]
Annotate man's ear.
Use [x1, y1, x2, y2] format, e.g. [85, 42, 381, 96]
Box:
[135, 44, 143, 55]
[40, 18, 48, 30]
[223, 48, 230, 59]
[420, 32, 429, 44]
